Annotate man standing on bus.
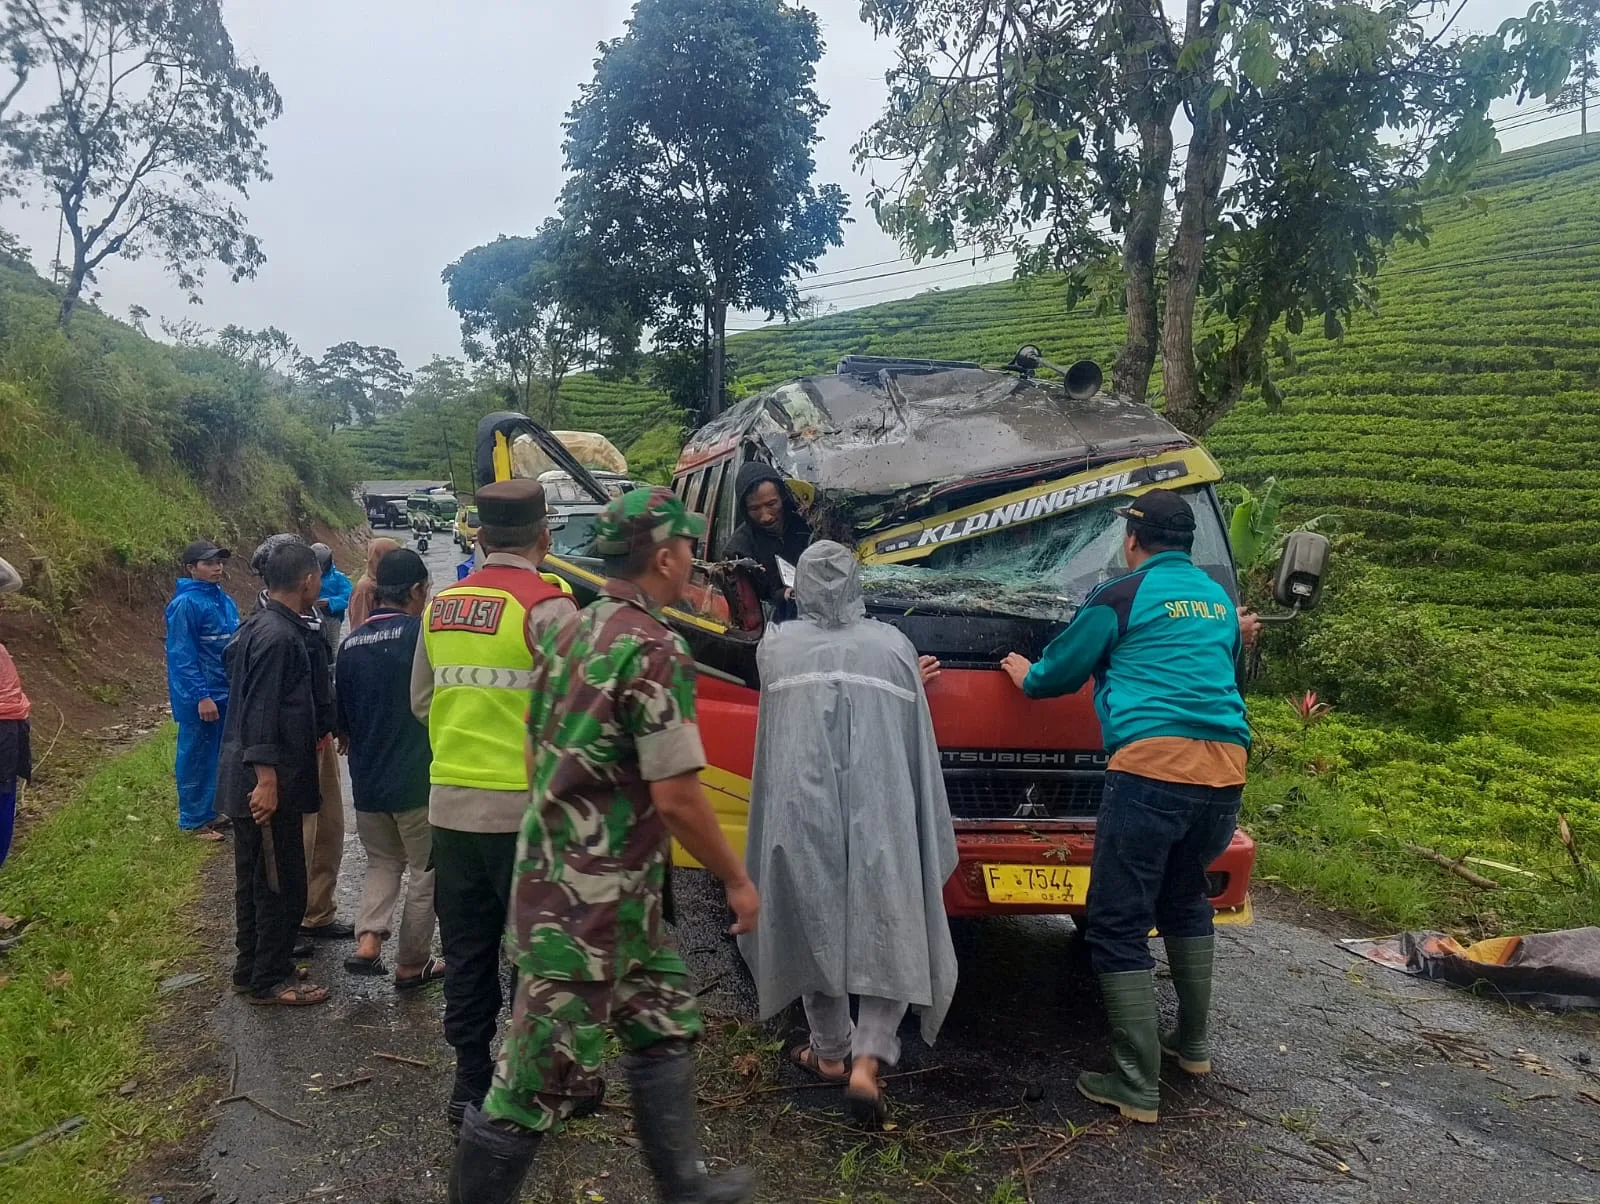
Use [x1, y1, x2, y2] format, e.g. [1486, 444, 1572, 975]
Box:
[1001, 489, 1252, 1125]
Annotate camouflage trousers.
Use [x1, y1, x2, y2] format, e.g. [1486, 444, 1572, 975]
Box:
[482, 968, 704, 1133]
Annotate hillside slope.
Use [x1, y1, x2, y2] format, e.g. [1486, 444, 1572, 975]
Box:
[0, 256, 360, 602]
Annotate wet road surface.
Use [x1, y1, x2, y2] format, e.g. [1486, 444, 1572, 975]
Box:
[167, 536, 1600, 1202]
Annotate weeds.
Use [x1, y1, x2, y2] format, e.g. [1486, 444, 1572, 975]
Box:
[0, 729, 212, 1203]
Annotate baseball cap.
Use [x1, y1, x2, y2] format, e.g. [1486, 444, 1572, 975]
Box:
[593, 487, 707, 556]
[375, 547, 429, 591]
[181, 539, 231, 565]
[1115, 488, 1196, 533]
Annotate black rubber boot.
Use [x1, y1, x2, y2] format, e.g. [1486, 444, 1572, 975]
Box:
[1076, 969, 1161, 1123]
[624, 1044, 756, 1203]
[446, 1104, 541, 1204]
[1159, 935, 1215, 1074]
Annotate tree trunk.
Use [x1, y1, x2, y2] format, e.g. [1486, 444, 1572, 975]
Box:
[1110, 0, 1178, 404]
[1115, 120, 1173, 404]
[708, 294, 728, 419]
[58, 261, 85, 327]
[1160, 97, 1230, 434]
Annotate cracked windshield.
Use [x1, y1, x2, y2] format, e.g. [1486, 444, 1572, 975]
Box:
[860, 486, 1234, 622]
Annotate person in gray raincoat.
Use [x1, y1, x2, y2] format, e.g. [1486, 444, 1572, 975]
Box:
[738, 540, 958, 1129]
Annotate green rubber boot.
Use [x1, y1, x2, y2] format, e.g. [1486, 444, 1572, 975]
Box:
[1159, 935, 1215, 1075]
[1076, 969, 1160, 1123]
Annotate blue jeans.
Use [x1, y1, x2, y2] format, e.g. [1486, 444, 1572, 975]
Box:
[175, 707, 226, 831]
[0, 783, 15, 870]
[1085, 770, 1242, 975]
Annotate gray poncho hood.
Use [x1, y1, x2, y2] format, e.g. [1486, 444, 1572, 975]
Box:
[738, 541, 959, 1046]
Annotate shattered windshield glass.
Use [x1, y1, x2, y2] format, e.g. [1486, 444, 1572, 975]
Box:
[551, 512, 598, 556]
[858, 486, 1233, 622]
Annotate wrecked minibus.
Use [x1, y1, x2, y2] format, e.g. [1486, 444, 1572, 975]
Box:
[472, 350, 1258, 923]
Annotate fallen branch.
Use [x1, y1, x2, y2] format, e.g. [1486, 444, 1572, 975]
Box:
[217, 1093, 309, 1130]
[1024, 1122, 1106, 1178]
[0, 1115, 87, 1165]
[328, 1075, 373, 1092]
[1403, 844, 1500, 889]
[374, 1051, 431, 1069]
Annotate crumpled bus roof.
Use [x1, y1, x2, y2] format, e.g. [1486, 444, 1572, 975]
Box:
[680, 366, 1195, 498]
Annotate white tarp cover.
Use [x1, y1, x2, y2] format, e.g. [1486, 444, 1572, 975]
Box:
[737, 541, 959, 1045]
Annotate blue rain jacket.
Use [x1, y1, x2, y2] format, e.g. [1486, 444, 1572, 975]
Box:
[164, 578, 240, 722]
[319, 565, 353, 618]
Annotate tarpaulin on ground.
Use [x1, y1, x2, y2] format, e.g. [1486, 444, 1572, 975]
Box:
[1341, 927, 1600, 1010]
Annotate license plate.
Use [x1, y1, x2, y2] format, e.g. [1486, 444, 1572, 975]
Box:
[981, 863, 1090, 905]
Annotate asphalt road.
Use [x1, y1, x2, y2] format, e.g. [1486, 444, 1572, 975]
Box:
[157, 537, 1600, 1203]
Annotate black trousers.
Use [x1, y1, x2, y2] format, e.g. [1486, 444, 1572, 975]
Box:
[432, 826, 518, 1097]
[233, 807, 309, 995]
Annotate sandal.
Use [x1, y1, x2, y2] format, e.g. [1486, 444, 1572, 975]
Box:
[788, 1044, 849, 1084]
[234, 965, 311, 993]
[344, 953, 389, 976]
[190, 827, 225, 843]
[394, 957, 446, 991]
[246, 980, 329, 1006]
[844, 1084, 889, 1131]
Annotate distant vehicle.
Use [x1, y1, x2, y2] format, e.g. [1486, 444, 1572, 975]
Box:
[407, 490, 456, 531]
[454, 503, 480, 551]
[538, 469, 637, 557]
[364, 492, 408, 528]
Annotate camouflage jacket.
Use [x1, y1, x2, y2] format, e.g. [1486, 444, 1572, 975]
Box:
[513, 578, 707, 982]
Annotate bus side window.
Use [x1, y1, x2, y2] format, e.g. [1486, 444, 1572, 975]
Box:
[703, 459, 734, 557]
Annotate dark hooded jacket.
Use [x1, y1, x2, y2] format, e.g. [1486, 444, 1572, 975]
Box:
[723, 462, 811, 602]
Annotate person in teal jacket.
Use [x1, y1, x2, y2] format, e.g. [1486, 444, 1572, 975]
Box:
[312, 542, 353, 658]
[165, 540, 240, 838]
[1002, 488, 1256, 1125]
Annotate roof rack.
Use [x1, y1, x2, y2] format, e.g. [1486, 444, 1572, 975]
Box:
[835, 355, 982, 378]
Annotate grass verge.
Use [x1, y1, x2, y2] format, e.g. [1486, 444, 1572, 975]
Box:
[1243, 703, 1600, 936]
[0, 727, 212, 1203]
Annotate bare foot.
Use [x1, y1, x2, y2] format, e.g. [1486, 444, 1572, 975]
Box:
[849, 1055, 881, 1095]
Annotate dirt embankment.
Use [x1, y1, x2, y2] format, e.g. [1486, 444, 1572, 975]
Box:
[0, 523, 368, 837]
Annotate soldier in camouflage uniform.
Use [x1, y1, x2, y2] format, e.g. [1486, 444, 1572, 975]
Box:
[448, 487, 761, 1204]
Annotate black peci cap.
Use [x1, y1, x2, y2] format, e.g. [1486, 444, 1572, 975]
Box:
[475, 479, 548, 530]
[1115, 488, 1196, 534]
[181, 539, 231, 565]
[375, 547, 429, 591]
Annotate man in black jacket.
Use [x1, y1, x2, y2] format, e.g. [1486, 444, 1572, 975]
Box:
[723, 462, 811, 604]
[217, 541, 331, 1006]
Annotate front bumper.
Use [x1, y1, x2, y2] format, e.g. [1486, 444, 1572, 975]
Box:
[941, 825, 1256, 921]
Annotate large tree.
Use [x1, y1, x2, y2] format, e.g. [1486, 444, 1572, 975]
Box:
[1, 0, 281, 325]
[857, 0, 1573, 434]
[559, 0, 848, 419]
[296, 341, 412, 433]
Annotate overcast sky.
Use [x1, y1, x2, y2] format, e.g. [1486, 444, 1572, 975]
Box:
[0, 0, 1575, 368]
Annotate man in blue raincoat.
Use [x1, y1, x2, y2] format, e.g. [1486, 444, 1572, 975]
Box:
[165, 540, 240, 839]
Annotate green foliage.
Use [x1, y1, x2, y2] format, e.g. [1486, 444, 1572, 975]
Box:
[295, 340, 412, 432]
[1, 0, 282, 324]
[1246, 707, 1600, 933]
[559, 0, 847, 419]
[1284, 562, 1529, 735]
[0, 257, 358, 599]
[624, 422, 686, 485]
[0, 730, 213, 1203]
[1226, 476, 1286, 573]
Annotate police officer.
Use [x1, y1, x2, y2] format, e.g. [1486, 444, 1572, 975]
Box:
[448, 487, 759, 1204]
[1002, 489, 1255, 1124]
[411, 479, 577, 1127]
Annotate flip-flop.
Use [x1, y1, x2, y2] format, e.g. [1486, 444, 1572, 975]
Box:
[246, 980, 328, 1006]
[788, 1044, 849, 1084]
[190, 827, 225, 843]
[343, 953, 389, 976]
[394, 957, 446, 991]
[234, 965, 310, 992]
[844, 1084, 889, 1130]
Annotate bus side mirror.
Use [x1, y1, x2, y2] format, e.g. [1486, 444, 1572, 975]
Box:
[1273, 531, 1330, 611]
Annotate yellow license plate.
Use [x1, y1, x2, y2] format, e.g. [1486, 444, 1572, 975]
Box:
[981, 863, 1091, 905]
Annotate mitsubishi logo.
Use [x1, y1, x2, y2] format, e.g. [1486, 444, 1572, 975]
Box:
[1013, 783, 1048, 819]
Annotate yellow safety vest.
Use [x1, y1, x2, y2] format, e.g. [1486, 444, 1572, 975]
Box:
[422, 565, 566, 792]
